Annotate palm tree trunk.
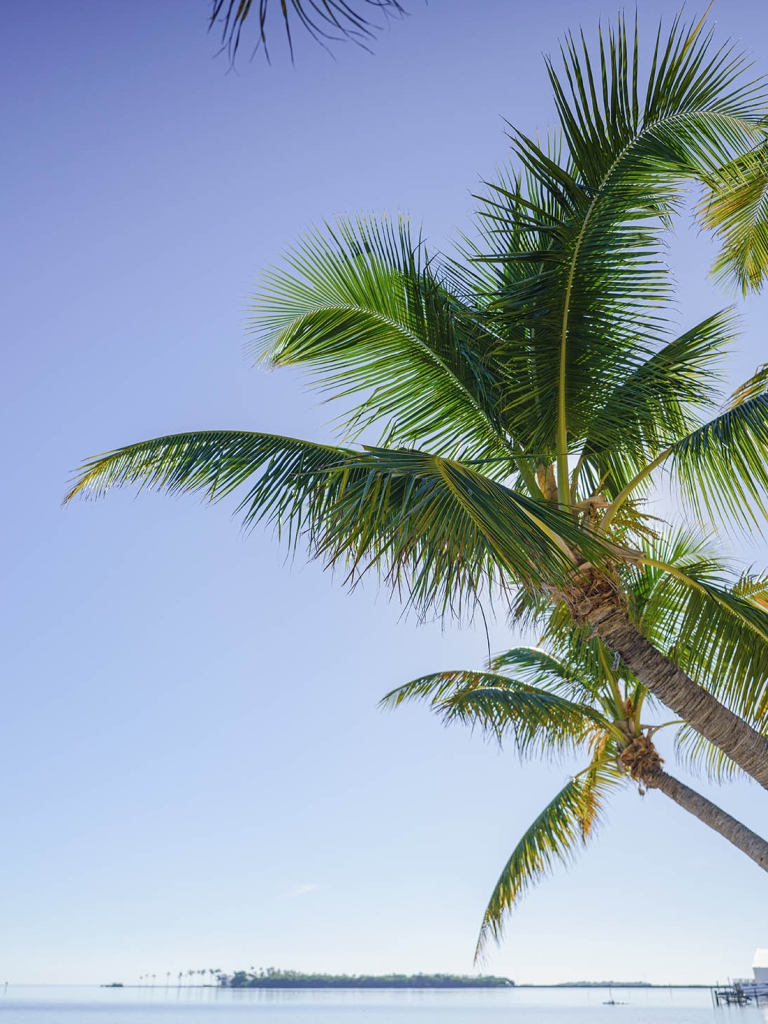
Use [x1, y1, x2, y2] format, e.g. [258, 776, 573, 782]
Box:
[584, 601, 768, 791]
[645, 767, 768, 872]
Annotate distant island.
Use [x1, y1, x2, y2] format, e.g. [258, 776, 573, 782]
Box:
[219, 970, 514, 988]
[553, 981, 652, 988]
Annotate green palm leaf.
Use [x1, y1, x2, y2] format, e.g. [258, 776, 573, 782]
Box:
[669, 365, 768, 529]
[475, 761, 619, 959]
[488, 646, 601, 704]
[489, 646, 581, 679]
[67, 431, 619, 617]
[470, 142, 672, 465]
[381, 670, 607, 756]
[674, 724, 745, 784]
[633, 533, 768, 721]
[578, 310, 734, 497]
[210, 0, 406, 60]
[472, 11, 766, 501]
[699, 145, 768, 294]
[666, 579, 768, 722]
[249, 216, 521, 474]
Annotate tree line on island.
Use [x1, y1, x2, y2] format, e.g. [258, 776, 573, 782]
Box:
[220, 969, 514, 988]
[132, 968, 513, 988]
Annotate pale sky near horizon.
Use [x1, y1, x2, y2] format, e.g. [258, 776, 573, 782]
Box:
[3, 0, 768, 988]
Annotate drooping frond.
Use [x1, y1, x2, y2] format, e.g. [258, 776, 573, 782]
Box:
[210, 0, 406, 61]
[475, 761, 620, 959]
[669, 363, 768, 530]
[674, 724, 747, 783]
[633, 533, 768, 722]
[631, 527, 719, 627]
[381, 670, 606, 756]
[699, 144, 768, 294]
[674, 578, 768, 722]
[66, 432, 617, 618]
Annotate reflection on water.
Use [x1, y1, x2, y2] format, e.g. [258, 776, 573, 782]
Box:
[0, 985, 766, 1023]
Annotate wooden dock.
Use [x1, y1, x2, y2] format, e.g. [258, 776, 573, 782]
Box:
[712, 983, 768, 1007]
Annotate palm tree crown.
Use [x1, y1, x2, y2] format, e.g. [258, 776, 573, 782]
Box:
[68, 10, 768, 787]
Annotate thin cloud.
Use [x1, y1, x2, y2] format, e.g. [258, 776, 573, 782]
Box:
[285, 883, 321, 898]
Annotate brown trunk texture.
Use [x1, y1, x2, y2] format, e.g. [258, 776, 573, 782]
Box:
[582, 599, 768, 791]
[645, 768, 768, 872]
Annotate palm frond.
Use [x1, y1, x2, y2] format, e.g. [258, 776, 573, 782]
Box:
[733, 568, 768, 608]
[551, 11, 765, 187]
[210, 0, 406, 61]
[699, 144, 768, 294]
[674, 579, 768, 721]
[66, 431, 616, 618]
[669, 364, 768, 530]
[469, 9, 766, 474]
[471, 139, 672, 459]
[674, 724, 746, 783]
[475, 761, 620, 959]
[633, 535, 768, 722]
[578, 310, 734, 497]
[630, 527, 719, 627]
[381, 670, 606, 756]
[490, 646, 577, 679]
[488, 646, 599, 703]
[249, 215, 523, 476]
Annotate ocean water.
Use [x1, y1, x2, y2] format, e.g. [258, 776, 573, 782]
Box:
[0, 986, 765, 1024]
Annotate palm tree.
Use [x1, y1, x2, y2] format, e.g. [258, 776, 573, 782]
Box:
[383, 592, 768, 958]
[209, 0, 407, 62]
[67, 11, 768, 786]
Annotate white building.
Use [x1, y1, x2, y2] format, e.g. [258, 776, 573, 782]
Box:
[752, 949, 768, 984]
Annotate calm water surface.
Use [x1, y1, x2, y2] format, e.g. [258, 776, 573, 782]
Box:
[1, 986, 765, 1024]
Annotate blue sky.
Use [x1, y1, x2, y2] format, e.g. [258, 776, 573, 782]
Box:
[2, 0, 768, 987]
